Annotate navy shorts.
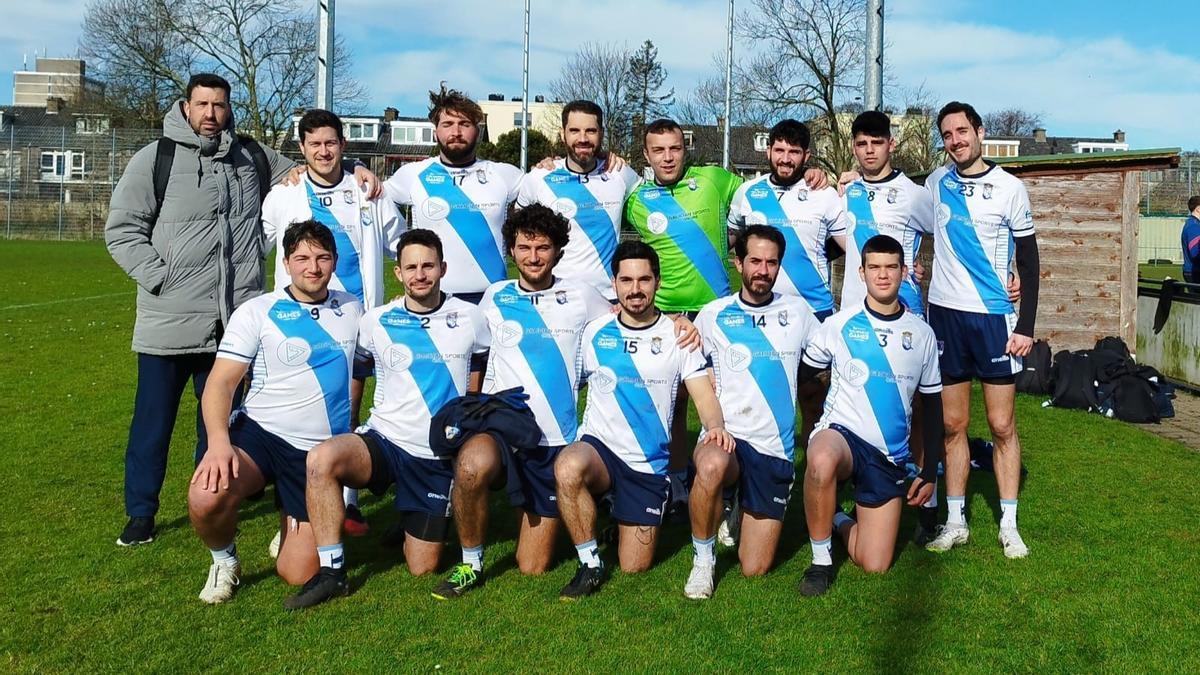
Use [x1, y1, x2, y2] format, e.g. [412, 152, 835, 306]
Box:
[584, 434, 670, 527]
[928, 304, 1021, 383]
[352, 354, 375, 381]
[228, 413, 310, 521]
[733, 439, 795, 521]
[493, 434, 563, 518]
[830, 424, 908, 507]
[359, 429, 453, 541]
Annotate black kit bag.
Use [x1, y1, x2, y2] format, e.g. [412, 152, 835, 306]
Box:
[1016, 339, 1053, 395]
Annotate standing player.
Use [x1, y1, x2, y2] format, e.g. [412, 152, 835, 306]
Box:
[431, 205, 612, 599]
[798, 234, 945, 596]
[553, 241, 734, 600]
[262, 108, 403, 535]
[187, 220, 361, 603]
[924, 101, 1040, 559]
[383, 85, 523, 304]
[685, 225, 820, 599]
[283, 230, 490, 610]
[516, 100, 641, 301]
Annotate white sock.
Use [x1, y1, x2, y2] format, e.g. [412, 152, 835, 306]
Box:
[209, 541, 238, 566]
[810, 537, 833, 566]
[462, 545, 484, 572]
[692, 535, 716, 565]
[923, 479, 939, 509]
[1000, 499, 1018, 529]
[576, 540, 601, 568]
[946, 495, 966, 526]
[317, 543, 344, 570]
[343, 487, 359, 508]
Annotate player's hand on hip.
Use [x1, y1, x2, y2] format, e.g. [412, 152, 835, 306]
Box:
[913, 258, 926, 284]
[1006, 332, 1034, 358]
[804, 168, 829, 190]
[191, 443, 240, 493]
[906, 477, 934, 507]
[672, 315, 702, 351]
[1007, 271, 1022, 303]
[353, 165, 383, 199]
[836, 170, 861, 195]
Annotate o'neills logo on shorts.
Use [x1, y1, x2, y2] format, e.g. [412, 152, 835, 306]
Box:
[427, 492, 448, 501]
[645, 506, 662, 516]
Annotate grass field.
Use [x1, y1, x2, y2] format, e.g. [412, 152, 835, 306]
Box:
[2, 240, 1199, 672]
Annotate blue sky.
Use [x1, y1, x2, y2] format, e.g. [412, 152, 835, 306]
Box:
[3, 0, 1197, 149]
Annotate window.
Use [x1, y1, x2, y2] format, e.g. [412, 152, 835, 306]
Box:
[392, 124, 435, 145]
[40, 151, 85, 180]
[513, 112, 531, 128]
[75, 115, 109, 135]
[345, 121, 378, 141]
[753, 132, 769, 152]
[683, 130, 695, 149]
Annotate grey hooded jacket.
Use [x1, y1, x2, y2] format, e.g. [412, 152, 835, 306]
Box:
[105, 100, 294, 355]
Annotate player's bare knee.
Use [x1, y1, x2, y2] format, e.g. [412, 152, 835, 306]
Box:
[859, 556, 891, 574]
[740, 559, 770, 577]
[987, 413, 1017, 444]
[187, 484, 232, 519]
[694, 450, 728, 488]
[517, 553, 551, 576]
[554, 450, 587, 487]
[305, 444, 338, 482]
[276, 558, 315, 586]
[805, 446, 838, 484]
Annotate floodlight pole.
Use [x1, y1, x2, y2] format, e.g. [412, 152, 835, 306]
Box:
[520, 0, 531, 171]
[865, 0, 883, 111]
[722, 0, 734, 170]
[316, 0, 335, 109]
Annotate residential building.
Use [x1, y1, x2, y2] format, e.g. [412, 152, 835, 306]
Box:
[982, 128, 1129, 159]
[677, 120, 771, 177]
[478, 94, 563, 141]
[283, 107, 435, 176]
[0, 100, 127, 197]
[12, 58, 104, 107]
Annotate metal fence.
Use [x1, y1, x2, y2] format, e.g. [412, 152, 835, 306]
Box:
[1140, 155, 1197, 217]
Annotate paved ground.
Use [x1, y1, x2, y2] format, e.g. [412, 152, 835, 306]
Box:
[1149, 387, 1200, 451]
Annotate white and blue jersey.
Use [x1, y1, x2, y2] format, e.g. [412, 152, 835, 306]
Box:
[802, 304, 942, 466]
[262, 172, 402, 309]
[217, 289, 362, 451]
[695, 293, 819, 463]
[578, 313, 708, 475]
[480, 278, 611, 447]
[728, 177, 848, 314]
[358, 295, 490, 459]
[840, 171, 934, 316]
[384, 157, 523, 296]
[516, 160, 641, 300]
[925, 163, 1034, 315]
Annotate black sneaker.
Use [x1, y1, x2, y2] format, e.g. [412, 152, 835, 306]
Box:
[116, 517, 156, 546]
[283, 567, 350, 610]
[798, 564, 835, 597]
[559, 563, 607, 601]
[431, 563, 482, 600]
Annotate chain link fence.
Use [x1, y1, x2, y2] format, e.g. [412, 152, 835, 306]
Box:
[1141, 155, 1197, 217]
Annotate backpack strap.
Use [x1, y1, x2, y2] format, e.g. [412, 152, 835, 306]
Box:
[152, 137, 176, 217]
[237, 134, 272, 205]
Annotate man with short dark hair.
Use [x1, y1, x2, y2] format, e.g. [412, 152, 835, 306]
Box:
[553, 241, 733, 600]
[187, 220, 362, 604]
[1182, 196, 1200, 283]
[924, 101, 1040, 559]
[284, 229, 490, 610]
[106, 73, 298, 547]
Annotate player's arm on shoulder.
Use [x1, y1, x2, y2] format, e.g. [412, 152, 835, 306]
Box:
[382, 162, 415, 206]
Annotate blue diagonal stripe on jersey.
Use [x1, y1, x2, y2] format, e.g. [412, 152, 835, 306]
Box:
[593, 321, 669, 474]
[543, 170, 617, 279]
[378, 307, 458, 416]
[938, 179, 1011, 313]
[744, 185, 834, 312]
[847, 186, 925, 314]
[306, 183, 364, 303]
[266, 299, 351, 435]
[419, 163, 507, 283]
[841, 312, 908, 460]
[494, 284, 577, 442]
[714, 304, 797, 461]
[647, 190, 730, 298]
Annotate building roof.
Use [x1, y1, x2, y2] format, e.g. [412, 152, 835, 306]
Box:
[680, 123, 769, 171]
[0, 104, 81, 128]
[910, 148, 1181, 182]
[989, 133, 1126, 157]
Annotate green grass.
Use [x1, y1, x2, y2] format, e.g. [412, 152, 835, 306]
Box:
[1139, 262, 1184, 281]
[3, 240, 1200, 672]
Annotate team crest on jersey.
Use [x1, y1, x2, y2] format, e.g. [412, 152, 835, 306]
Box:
[902, 331, 913, 350]
[445, 311, 459, 329]
[887, 188, 898, 204]
[982, 183, 994, 199]
[778, 310, 789, 326]
[650, 336, 663, 354]
[329, 297, 344, 317]
[596, 334, 620, 350]
[797, 190, 809, 202]
[360, 209, 374, 228]
[343, 190, 355, 204]
[555, 290, 569, 305]
[847, 325, 871, 342]
[687, 178, 698, 191]
[749, 186, 772, 200]
[476, 169, 489, 185]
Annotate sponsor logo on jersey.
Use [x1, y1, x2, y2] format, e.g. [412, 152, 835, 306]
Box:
[650, 336, 663, 354]
[385, 343, 413, 371]
[555, 290, 569, 305]
[847, 325, 871, 342]
[642, 188, 661, 201]
[272, 308, 305, 321]
[422, 197, 451, 220]
[552, 197, 578, 219]
[498, 320, 523, 348]
[843, 357, 870, 387]
[278, 337, 311, 366]
[427, 492, 449, 501]
[596, 334, 620, 350]
[773, 496, 788, 505]
[424, 173, 446, 185]
[720, 313, 747, 328]
[749, 186, 772, 200]
[726, 343, 753, 372]
[548, 173, 571, 184]
[445, 311, 459, 329]
[591, 366, 617, 393]
[942, 176, 957, 190]
[646, 212, 669, 234]
[497, 291, 518, 305]
[902, 331, 913, 351]
[847, 185, 864, 199]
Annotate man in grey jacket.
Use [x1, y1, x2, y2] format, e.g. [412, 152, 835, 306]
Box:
[105, 73, 298, 546]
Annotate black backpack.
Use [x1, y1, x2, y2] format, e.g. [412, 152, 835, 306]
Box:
[1049, 349, 1101, 410]
[151, 135, 271, 216]
[1095, 362, 1175, 423]
[1016, 339, 1052, 395]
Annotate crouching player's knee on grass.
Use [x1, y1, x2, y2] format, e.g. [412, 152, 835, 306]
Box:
[797, 234, 944, 597]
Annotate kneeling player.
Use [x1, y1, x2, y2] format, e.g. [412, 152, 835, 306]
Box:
[554, 241, 733, 600]
[798, 234, 944, 596]
[188, 220, 362, 604]
[686, 225, 820, 599]
[285, 229, 489, 610]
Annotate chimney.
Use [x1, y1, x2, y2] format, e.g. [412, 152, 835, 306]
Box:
[1114, 129, 1125, 143]
[383, 107, 398, 122]
[1033, 127, 1046, 143]
[716, 115, 726, 132]
[46, 97, 65, 114]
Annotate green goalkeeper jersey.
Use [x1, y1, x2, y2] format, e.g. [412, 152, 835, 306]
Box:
[624, 165, 743, 312]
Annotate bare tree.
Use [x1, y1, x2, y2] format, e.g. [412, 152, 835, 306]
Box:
[737, 0, 866, 172]
[890, 83, 945, 175]
[676, 54, 774, 127]
[982, 108, 1046, 137]
[80, 0, 365, 143]
[548, 42, 633, 155]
